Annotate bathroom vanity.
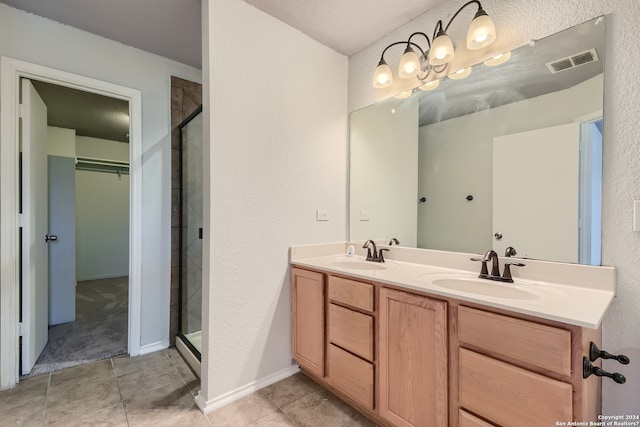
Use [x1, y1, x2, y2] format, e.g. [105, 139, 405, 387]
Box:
[290, 243, 617, 427]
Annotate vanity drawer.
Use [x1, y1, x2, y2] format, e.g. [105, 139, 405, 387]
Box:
[459, 410, 496, 427]
[327, 344, 374, 410]
[328, 303, 374, 361]
[458, 306, 571, 376]
[328, 276, 374, 312]
[459, 349, 572, 427]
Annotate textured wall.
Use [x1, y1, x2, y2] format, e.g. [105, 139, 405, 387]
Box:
[349, 0, 640, 414]
[202, 0, 348, 401]
[0, 4, 202, 349]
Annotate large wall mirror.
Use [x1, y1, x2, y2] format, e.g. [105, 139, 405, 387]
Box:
[350, 17, 605, 265]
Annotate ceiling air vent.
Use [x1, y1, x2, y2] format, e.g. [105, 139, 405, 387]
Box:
[546, 48, 599, 74]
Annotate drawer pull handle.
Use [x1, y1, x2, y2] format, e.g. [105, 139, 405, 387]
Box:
[583, 357, 626, 384]
[589, 342, 630, 365]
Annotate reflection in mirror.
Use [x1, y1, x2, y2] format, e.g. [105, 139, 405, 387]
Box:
[349, 17, 605, 265]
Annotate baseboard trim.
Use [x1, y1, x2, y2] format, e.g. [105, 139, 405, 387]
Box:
[195, 364, 300, 414]
[139, 340, 169, 355]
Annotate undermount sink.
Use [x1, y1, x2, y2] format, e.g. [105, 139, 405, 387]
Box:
[327, 260, 387, 271]
[430, 277, 538, 300]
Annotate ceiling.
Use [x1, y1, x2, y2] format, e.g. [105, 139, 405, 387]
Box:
[2, 0, 447, 142]
[30, 80, 130, 143]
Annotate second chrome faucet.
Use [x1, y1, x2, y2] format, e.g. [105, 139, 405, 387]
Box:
[471, 249, 524, 283]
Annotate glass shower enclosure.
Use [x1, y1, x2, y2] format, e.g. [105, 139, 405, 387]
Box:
[178, 105, 203, 359]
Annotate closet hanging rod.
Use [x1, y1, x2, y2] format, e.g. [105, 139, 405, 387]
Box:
[75, 156, 129, 168]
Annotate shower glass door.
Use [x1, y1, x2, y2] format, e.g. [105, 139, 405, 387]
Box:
[179, 106, 203, 358]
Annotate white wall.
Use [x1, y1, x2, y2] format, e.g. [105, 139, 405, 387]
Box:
[47, 126, 76, 157]
[418, 75, 603, 254]
[350, 97, 418, 247]
[0, 3, 201, 349]
[201, 0, 347, 405]
[349, 0, 640, 414]
[76, 135, 129, 161]
[75, 137, 130, 280]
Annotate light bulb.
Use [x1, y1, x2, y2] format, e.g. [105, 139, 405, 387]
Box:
[372, 58, 393, 89]
[398, 46, 421, 79]
[429, 30, 455, 66]
[467, 9, 496, 50]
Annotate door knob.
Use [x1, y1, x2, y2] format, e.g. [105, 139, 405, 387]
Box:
[45, 234, 58, 242]
[494, 232, 503, 240]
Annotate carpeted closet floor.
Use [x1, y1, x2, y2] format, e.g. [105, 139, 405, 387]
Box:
[24, 276, 128, 378]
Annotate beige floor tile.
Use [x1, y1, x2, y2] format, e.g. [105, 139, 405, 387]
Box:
[246, 410, 296, 427]
[47, 401, 128, 427]
[344, 414, 379, 426]
[116, 362, 185, 400]
[280, 390, 359, 427]
[46, 373, 121, 425]
[167, 349, 198, 383]
[1, 400, 45, 426]
[129, 406, 212, 427]
[258, 373, 321, 409]
[0, 374, 49, 410]
[112, 350, 171, 377]
[48, 372, 119, 402]
[123, 380, 199, 425]
[50, 359, 114, 383]
[207, 393, 277, 427]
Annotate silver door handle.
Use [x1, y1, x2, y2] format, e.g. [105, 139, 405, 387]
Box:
[45, 234, 58, 242]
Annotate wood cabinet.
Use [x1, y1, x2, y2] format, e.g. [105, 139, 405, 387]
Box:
[291, 267, 325, 377]
[379, 287, 448, 427]
[326, 275, 375, 411]
[290, 266, 601, 427]
[456, 306, 600, 427]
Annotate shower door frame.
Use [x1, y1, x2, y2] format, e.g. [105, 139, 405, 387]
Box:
[177, 104, 203, 361]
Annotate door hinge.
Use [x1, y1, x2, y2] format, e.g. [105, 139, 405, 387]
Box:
[18, 103, 25, 118]
[18, 213, 24, 228]
[18, 322, 26, 337]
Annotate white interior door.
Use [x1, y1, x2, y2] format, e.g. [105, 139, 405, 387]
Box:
[493, 122, 580, 263]
[48, 156, 76, 325]
[21, 79, 49, 375]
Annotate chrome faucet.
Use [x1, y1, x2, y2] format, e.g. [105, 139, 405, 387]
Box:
[483, 250, 501, 278]
[363, 240, 388, 262]
[505, 246, 517, 257]
[363, 240, 378, 261]
[471, 249, 525, 283]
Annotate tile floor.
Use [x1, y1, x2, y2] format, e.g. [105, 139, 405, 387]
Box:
[0, 348, 376, 426]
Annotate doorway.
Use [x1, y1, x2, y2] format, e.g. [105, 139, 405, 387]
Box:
[20, 79, 131, 377]
[0, 57, 143, 389]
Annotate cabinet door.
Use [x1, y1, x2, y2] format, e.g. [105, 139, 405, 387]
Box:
[379, 287, 448, 427]
[292, 268, 325, 377]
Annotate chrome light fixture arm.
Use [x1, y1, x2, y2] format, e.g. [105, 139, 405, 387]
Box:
[442, 0, 484, 33]
[372, 0, 496, 89]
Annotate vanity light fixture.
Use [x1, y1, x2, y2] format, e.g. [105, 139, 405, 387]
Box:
[483, 51, 511, 66]
[448, 67, 472, 80]
[418, 79, 441, 91]
[395, 90, 414, 99]
[372, 0, 497, 89]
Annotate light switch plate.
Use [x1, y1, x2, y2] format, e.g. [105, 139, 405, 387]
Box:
[316, 209, 329, 221]
[634, 201, 640, 231]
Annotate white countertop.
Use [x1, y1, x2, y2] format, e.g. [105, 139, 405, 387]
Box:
[291, 250, 615, 329]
